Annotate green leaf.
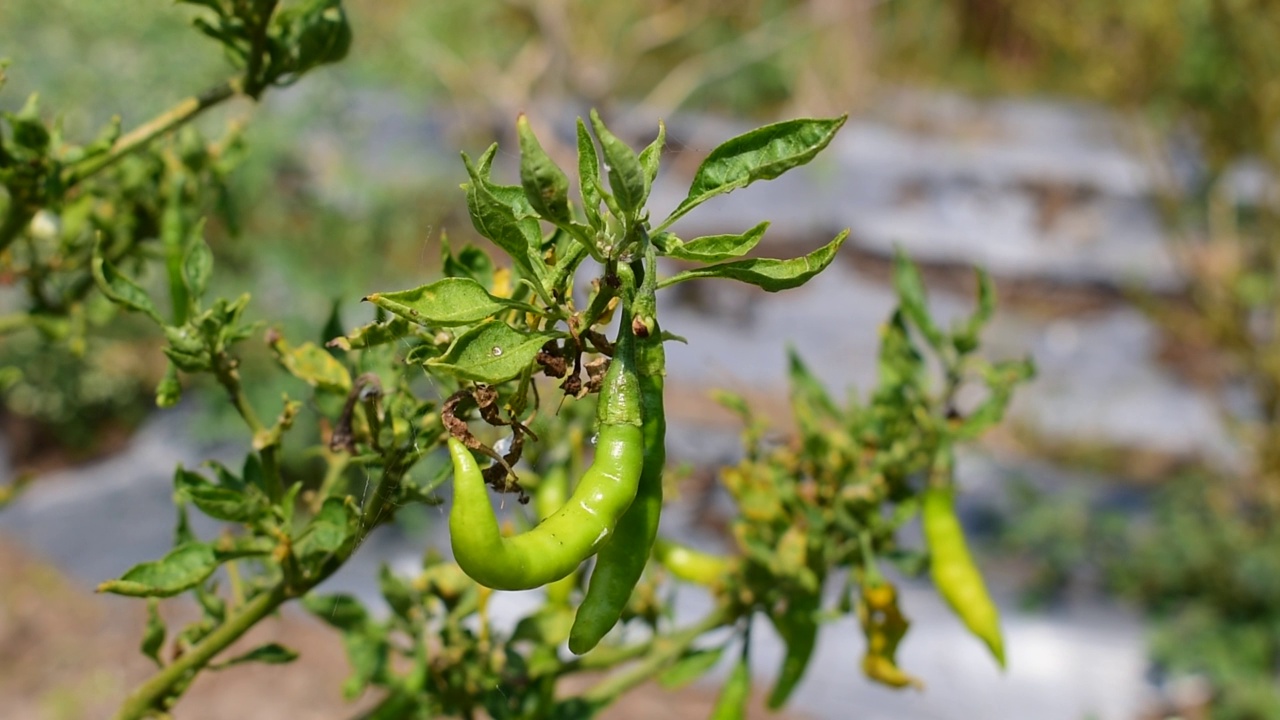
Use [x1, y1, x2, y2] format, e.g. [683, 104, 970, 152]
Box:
[156, 363, 183, 409]
[163, 323, 211, 372]
[196, 582, 226, 622]
[214, 643, 299, 669]
[276, 340, 352, 394]
[891, 249, 946, 351]
[656, 222, 769, 263]
[97, 542, 219, 598]
[954, 357, 1035, 440]
[710, 656, 751, 720]
[463, 151, 549, 290]
[511, 606, 575, 645]
[173, 502, 197, 547]
[404, 342, 443, 365]
[378, 564, 417, 622]
[877, 310, 924, 390]
[328, 316, 412, 351]
[426, 322, 561, 384]
[5, 94, 49, 154]
[282, 0, 352, 73]
[205, 460, 245, 492]
[182, 222, 213, 302]
[766, 593, 820, 709]
[662, 115, 847, 229]
[590, 110, 646, 217]
[302, 593, 370, 631]
[786, 347, 840, 426]
[339, 629, 390, 699]
[517, 114, 572, 224]
[79, 115, 123, 159]
[92, 238, 163, 324]
[364, 277, 534, 328]
[441, 234, 496, 288]
[213, 534, 276, 561]
[952, 268, 995, 355]
[294, 496, 359, 563]
[712, 389, 753, 423]
[659, 230, 847, 292]
[658, 647, 725, 689]
[638, 120, 666, 198]
[577, 119, 603, 231]
[141, 599, 166, 667]
[175, 467, 267, 523]
[244, 453, 266, 493]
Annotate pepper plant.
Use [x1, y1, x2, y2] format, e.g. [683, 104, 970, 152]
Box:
[2, 3, 1033, 718]
[0, 0, 350, 454]
[81, 105, 1031, 718]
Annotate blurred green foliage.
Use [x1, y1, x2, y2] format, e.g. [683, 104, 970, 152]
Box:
[876, 2, 1280, 715]
[8, 0, 1280, 712]
[1117, 477, 1280, 720]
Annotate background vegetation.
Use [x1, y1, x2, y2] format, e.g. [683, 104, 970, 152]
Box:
[3, 1, 1280, 718]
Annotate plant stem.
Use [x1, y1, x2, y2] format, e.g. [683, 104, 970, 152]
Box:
[312, 452, 351, 513]
[581, 607, 732, 704]
[112, 584, 287, 720]
[212, 352, 264, 435]
[243, 1, 279, 98]
[548, 241, 590, 295]
[360, 452, 404, 529]
[113, 460, 406, 719]
[259, 444, 285, 504]
[63, 79, 240, 187]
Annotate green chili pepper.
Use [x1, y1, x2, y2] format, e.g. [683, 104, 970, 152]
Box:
[653, 537, 733, 586]
[536, 463, 577, 607]
[447, 315, 644, 591]
[569, 249, 666, 654]
[921, 447, 1006, 668]
[766, 591, 819, 709]
[710, 654, 751, 720]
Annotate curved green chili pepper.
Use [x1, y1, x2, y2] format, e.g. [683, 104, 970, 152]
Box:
[922, 447, 1006, 668]
[569, 250, 665, 654]
[536, 463, 577, 607]
[766, 591, 820, 709]
[653, 537, 733, 586]
[447, 316, 644, 591]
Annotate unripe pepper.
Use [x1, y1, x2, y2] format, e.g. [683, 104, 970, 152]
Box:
[569, 251, 666, 654]
[921, 447, 1006, 667]
[447, 313, 644, 591]
[653, 537, 733, 586]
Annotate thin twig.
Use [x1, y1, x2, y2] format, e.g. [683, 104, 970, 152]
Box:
[63, 79, 241, 187]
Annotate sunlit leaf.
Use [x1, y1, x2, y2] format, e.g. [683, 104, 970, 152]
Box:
[275, 340, 352, 394]
[364, 277, 534, 328]
[658, 647, 724, 689]
[425, 322, 561, 384]
[98, 542, 219, 598]
[662, 116, 847, 228]
[659, 230, 847, 292]
[92, 238, 163, 323]
[517, 113, 572, 224]
[656, 222, 769, 263]
[213, 643, 299, 669]
[590, 109, 646, 217]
